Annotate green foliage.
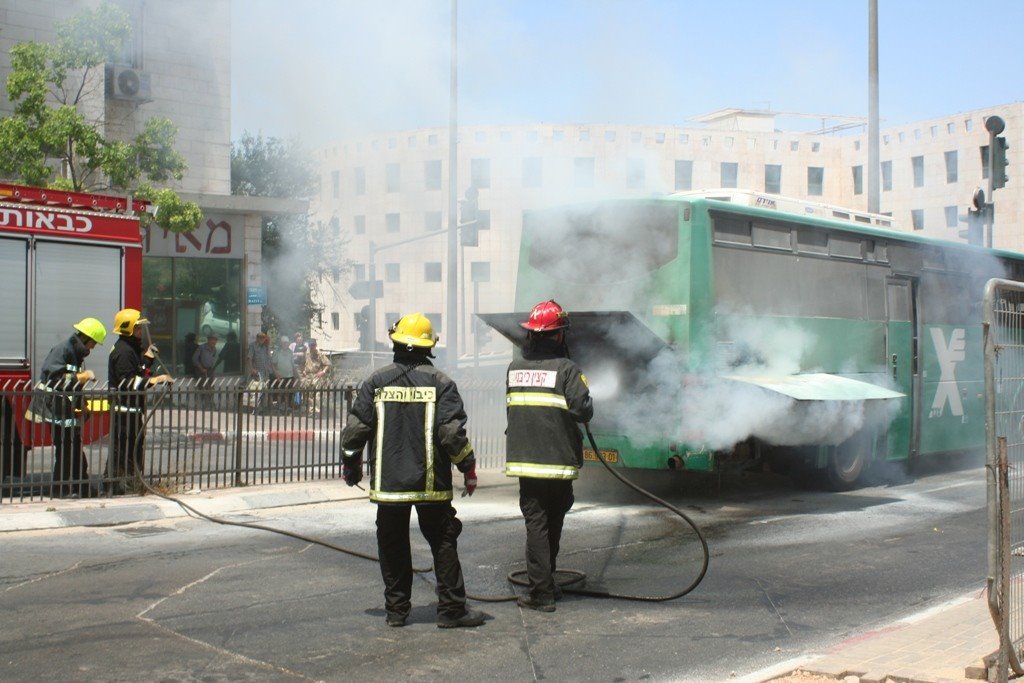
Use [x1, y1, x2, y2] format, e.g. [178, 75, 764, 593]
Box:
[231, 131, 345, 336]
[0, 1, 199, 233]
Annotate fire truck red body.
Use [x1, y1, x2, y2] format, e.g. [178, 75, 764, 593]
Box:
[0, 183, 146, 478]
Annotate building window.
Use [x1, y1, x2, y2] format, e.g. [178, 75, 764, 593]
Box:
[424, 262, 442, 282]
[911, 156, 924, 188]
[930, 125, 938, 138]
[385, 213, 400, 233]
[408, 135, 417, 147]
[679, 133, 689, 144]
[947, 122, 955, 135]
[471, 158, 491, 189]
[425, 160, 442, 190]
[965, 119, 973, 132]
[579, 130, 590, 142]
[471, 261, 490, 282]
[385, 263, 400, 283]
[523, 157, 542, 187]
[854, 140, 861, 151]
[944, 205, 958, 228]
[631, 131, 642, 144]
[811, 142, 821, 152]
[428, 133, 438, 146]
[354, 167, 366, 195]
[627, 158, 645, 188]
[354, 215, 365, 235]
[790, 140, 799, 152]
[720, 162, 738, 188]
[724, 136, 734, 149]
[385, 163, 400, 192]
[605, 130, 616, 142]
[807, 167, 824, 196]
[331, 171, 340, 199]
[881, 160, 892, 191]
[425, 211, 442, 231]
[674, 160, 693, 191]
[944, 150, 958, 183]
[655, 132, 665, 144]
[552, 130, 564, 141]
[852, 165, 863, 195]
[911, 209, 924, 230]
[897, 132, 905, 143]
[331, 312, 340, 330]
[764, 164, 782, 194]
[574, 157, 595, 187]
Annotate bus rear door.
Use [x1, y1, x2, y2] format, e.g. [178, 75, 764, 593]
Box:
[885, 277, 919, 462]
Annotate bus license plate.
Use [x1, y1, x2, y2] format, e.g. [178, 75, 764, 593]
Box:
[583, 448, 618, 463]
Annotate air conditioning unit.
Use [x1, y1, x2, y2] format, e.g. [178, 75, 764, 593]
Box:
[105, 65, 152, 102]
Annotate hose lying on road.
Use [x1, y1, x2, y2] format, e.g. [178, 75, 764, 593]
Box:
[132, 381, 709, 603]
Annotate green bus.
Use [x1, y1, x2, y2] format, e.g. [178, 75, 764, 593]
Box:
[482, 190, 1024, 489]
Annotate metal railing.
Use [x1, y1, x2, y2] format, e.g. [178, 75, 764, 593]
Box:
[984, 278, 1024, 681]
[1, 374, 509, 503]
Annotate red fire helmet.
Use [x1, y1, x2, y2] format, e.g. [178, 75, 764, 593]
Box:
[520, 299, 570, 332]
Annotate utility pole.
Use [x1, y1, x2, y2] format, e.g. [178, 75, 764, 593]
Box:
[867, 0, 880, 214]
[446, 0, 459, 370]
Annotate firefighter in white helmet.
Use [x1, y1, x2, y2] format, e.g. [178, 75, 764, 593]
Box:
[340, 313, 484, 628]
[104, 308, 173, 495]
[26, 317, 107, 498]
[505, 300, 593, 612]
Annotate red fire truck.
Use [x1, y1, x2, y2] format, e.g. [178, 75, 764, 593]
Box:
[0, 183, 146, 480]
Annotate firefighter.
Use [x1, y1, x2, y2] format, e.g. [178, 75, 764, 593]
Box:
[27, 317, 108, 498]
[505, 300, 593, 612]
[105, 309, 173, 495]
[340, 313, 484, 629]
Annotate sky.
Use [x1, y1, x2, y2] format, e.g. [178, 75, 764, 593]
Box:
[231, 0, 1024, 150]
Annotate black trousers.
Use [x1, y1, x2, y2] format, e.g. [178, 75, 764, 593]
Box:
[51, 423, 88, 495]
[376, 502, 468, 620]
[106, 411, 144, 491]
[519, 477, 575, 602]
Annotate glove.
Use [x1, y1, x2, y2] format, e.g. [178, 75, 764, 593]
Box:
[75, 370, 95, 383]
[342, 450, 363, 487]
[462, 464, 477, 497]
[148, 374, 174, 385]
[144, 344, 159, 359]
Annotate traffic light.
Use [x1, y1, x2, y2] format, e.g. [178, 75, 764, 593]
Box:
[993, 136, 1009, 190]
[459, 186, 479, 247]
[959, 207, 985, 246]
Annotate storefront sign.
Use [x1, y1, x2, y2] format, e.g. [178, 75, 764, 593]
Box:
[247, 286, 267, 306]
[144, 214, 243, 259]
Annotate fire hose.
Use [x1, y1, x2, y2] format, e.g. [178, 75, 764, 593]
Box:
[128, 349, 709, 603]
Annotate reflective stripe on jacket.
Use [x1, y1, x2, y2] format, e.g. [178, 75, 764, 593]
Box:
[340, 354, 474, 504]
[504, 351, 593, 480]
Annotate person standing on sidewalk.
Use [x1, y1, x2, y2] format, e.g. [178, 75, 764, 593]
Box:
[273, 335, 296, 412]
[340, 313, 483, 629]
[105, 309, 173, 495]
[505, 300, 593, 613]
[192, 334, 218, 409]
[26, 317, 108, 498]
[246, 332, 276, 414]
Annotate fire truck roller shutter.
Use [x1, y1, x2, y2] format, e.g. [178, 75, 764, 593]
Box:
[33, 242, 123, 386]
[0, 238, 28, 365]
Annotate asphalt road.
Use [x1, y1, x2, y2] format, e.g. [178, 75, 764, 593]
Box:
[0, 456, 989, 682]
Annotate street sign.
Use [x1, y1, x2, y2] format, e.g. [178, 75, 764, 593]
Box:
[247, 286, 267, 305]
[349, 279, 383, 300]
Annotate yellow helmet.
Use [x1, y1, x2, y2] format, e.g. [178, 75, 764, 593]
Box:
[113, 308, 148, 336]
[389, 313, 437, 348]
[73, 317, 108, 344]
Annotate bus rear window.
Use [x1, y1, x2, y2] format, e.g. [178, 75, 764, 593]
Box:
[526, 203, 679, 283]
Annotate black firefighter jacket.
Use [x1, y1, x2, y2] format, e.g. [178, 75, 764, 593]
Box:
[505, 347, 593, 480]
[26, 334, 92, 427]
[108, 335, 154, 413]
[340, 353, 475, 504]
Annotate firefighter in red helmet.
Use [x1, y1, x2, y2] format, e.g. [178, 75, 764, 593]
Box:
[505, 300, 593, 612]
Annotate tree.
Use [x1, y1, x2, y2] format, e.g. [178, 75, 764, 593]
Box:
[231, 131, 348, 336]
[0, 2, 201, 233]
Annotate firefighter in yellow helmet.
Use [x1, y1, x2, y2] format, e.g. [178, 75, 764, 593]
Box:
[27, 317, 107, 498]
[105, 308, 173, 495]
[505, 300, 593, 612]
[340, 313, 484, 628]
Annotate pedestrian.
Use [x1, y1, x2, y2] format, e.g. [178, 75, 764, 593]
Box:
[273, 335, 296, 412]
[192, 334, 218, 409]
[26, 317, 108, 498]
[246, 331, 276, 414]
[290, 332, 308, 409]
[340, 313, 484, 629]
[180, 332, 198, 378]
[505, 300, 594, 612]
[105, 309, 173, 495]
[300, 338, 332, 416]
[215, 330, 241, 374]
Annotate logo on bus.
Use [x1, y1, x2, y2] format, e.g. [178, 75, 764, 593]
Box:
[0, 208, 93, 233]
[929, 327, 965, 419]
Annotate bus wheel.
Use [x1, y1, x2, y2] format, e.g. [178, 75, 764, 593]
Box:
[824, 434, 870, 491]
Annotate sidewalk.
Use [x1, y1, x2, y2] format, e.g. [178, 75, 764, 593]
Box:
[1, 474, 1003, 683]
[748, 592, 1000, 683]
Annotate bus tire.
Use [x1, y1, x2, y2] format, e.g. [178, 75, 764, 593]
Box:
[824, 434, 870, 491]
